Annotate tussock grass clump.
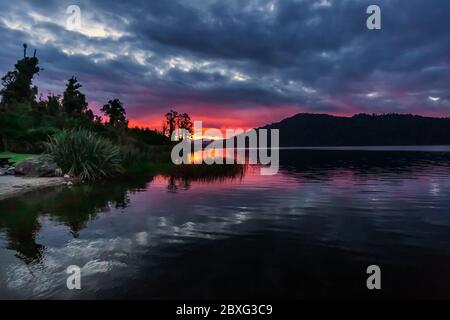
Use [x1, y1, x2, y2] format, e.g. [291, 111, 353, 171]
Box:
[44, 129, 123, 181]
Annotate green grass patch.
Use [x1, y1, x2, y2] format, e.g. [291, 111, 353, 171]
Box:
[0, 152, 36, 164]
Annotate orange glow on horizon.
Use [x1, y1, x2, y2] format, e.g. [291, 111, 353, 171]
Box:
[126, 105, 300, 132]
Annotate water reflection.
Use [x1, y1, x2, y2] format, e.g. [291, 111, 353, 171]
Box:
[191, 148, 247, 164]
[1, 150, 450, 299]
[0, 168, 248, 266]
[0, 179, 146, 264]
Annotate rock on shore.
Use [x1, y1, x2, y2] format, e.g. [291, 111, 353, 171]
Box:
[15, 159, 59, 177]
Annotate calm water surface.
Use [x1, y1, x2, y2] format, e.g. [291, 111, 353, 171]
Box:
[1, 149, 450, 299]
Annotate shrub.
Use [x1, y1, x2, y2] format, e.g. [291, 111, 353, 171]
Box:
[119, 145, 149, 167]
[44, 129, 123, 181]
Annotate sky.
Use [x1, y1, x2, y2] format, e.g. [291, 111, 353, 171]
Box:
[0, 0, 449, 130]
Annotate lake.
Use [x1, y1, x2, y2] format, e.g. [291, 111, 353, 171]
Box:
[1, 149, 450, 299]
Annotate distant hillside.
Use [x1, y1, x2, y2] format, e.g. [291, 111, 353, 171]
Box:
[261, 113, 450, 147]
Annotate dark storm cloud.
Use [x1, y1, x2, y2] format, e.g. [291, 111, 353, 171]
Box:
[0, 0, 449, 126]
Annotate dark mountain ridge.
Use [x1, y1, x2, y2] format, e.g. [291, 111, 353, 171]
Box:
[261, 113, 450, 147]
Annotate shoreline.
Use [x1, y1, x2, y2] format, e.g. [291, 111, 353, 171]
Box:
[0, 176, 66, 201]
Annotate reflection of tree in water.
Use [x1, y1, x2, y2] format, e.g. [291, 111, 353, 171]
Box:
[3, 212, 44, 264]
[0, 165, 247, 264]
[164, 164, 246, 193]
[167, 176, 191, 193]
[0, 177, 151, 263]
[0, 165, 243, 264]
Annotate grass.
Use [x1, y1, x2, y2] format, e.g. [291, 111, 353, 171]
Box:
[0, 152, 36, 164]
[44, 129, 123, 182]
[125, 160, 246, 182]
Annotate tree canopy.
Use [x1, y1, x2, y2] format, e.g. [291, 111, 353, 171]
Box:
[0, 44, 40, 108]
[101, 98, 128, 128]
[62, 76, 88, 117]
[163, 110, 193, 138]
[0, 44, 193, 153]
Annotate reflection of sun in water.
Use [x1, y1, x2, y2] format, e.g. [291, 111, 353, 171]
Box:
[190, 149, 246, 164]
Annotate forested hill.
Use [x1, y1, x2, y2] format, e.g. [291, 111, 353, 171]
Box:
[261, 113, 450, 147]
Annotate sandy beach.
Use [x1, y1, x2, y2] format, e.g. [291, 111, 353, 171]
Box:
[0, 176, 65, 201]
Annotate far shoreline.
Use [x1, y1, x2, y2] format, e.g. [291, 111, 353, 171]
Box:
[278, 145, 450, 152]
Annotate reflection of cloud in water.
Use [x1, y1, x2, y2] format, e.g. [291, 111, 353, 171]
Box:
[135, 232, 149, 246]
[3, 151, 450, 298]
[3, 196, 268, 297]
[82, 259, 127, 276]
[4, 235, 132, 297]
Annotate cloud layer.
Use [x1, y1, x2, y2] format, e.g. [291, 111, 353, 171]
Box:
[0, 0, 449, 129]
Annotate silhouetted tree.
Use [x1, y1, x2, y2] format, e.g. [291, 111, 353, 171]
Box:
[101, 98, 128, 128]
[46, 94, 62, 116]
[0, 44, 169, 152]
[62, 76, 88, 116]
[178, 113, 193, 134]
[93, 115, 103, 125]
[163, 110, 193, 138]
[0, 43, 41, 108]
[85, 109, 95, 122]
[129, 127, 169, 145]
[0, 106, 33, 151]
[162, 120, 168, 137]
[164, 110, 179, 137]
